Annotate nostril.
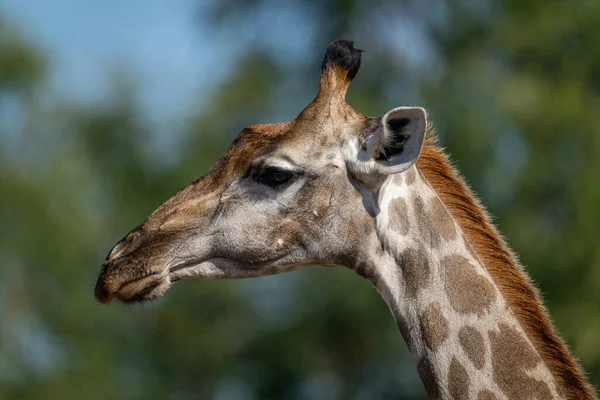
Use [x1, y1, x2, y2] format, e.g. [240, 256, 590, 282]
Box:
[105, 230, 141, 262]
[106, 241, 127, 262]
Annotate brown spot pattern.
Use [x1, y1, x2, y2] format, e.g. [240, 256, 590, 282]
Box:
[428, 198, 457, 240]
[417, 358, 440, 399]
[477, 390, 499, 400]
[413, 196, 443, 248]
[418, 134, 595, 399]
[420, 302, 449, 351]
[489, 324, 553, 400]
[388, 198, 410, 235]
[448, 357, 470, 400]
[459, 326, 486, 369]
[443, 255, 496, 315]
[398, 247, 431, 298]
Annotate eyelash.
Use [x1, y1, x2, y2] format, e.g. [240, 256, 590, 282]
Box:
[252, 166, 296, 188]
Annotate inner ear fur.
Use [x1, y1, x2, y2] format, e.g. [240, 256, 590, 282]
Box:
[377, 116, 412, 161]
[366, 107, 427, 175]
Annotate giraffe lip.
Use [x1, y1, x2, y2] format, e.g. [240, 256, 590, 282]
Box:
[112, 273, 171, 304]
[95, 260, 204, 305]
[118, 281, 160, 303]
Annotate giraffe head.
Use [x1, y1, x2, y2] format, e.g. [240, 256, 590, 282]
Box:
[94, 40, 427, 304]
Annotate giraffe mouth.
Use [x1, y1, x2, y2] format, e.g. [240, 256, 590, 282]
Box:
[94, 258, 214, 305]
[96, 254, 296, 305]
[106, 258, 205, 304]
[111, 273, 172, 304]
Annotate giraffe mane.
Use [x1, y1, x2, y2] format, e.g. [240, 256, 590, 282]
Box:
[417, 126, 596, 399]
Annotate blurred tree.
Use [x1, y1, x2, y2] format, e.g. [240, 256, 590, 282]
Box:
[0, 15, 45, 96]
[0, 1, 599, 399]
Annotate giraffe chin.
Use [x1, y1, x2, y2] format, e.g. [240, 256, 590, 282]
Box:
[111, 273, 173, 304]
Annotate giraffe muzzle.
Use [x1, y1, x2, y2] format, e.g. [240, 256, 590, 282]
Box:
[94, 260, 172, 304]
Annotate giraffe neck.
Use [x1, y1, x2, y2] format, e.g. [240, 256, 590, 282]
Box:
[359, 166, 563, 399]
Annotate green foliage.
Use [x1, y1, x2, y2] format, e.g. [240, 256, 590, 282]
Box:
[0, 16, 46, 95]
[1, 1, 599, 399]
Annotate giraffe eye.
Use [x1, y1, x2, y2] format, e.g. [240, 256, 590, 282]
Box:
[255, 167, 295, 188]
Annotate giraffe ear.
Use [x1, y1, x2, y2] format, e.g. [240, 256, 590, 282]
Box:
[366, 107, 427, 174]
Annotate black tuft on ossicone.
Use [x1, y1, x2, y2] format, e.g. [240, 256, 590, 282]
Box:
[321, 40, 363, 81]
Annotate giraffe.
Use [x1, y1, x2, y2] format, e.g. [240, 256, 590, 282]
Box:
[94, 40, 596, 399]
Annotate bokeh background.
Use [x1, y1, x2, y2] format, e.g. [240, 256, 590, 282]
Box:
[1, 1, 599, 399]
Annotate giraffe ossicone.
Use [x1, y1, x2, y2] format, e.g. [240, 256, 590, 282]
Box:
[94, 40, 596, 399]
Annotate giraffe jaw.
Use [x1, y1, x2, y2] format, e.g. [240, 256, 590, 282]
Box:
[166, 255, 303, 282]
[96, 256, 293, 305]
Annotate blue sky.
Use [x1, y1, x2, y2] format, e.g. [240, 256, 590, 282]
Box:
[0, 0, 444, 165]
[1, 0, 232, 119]
[0, 1, 440, 121]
